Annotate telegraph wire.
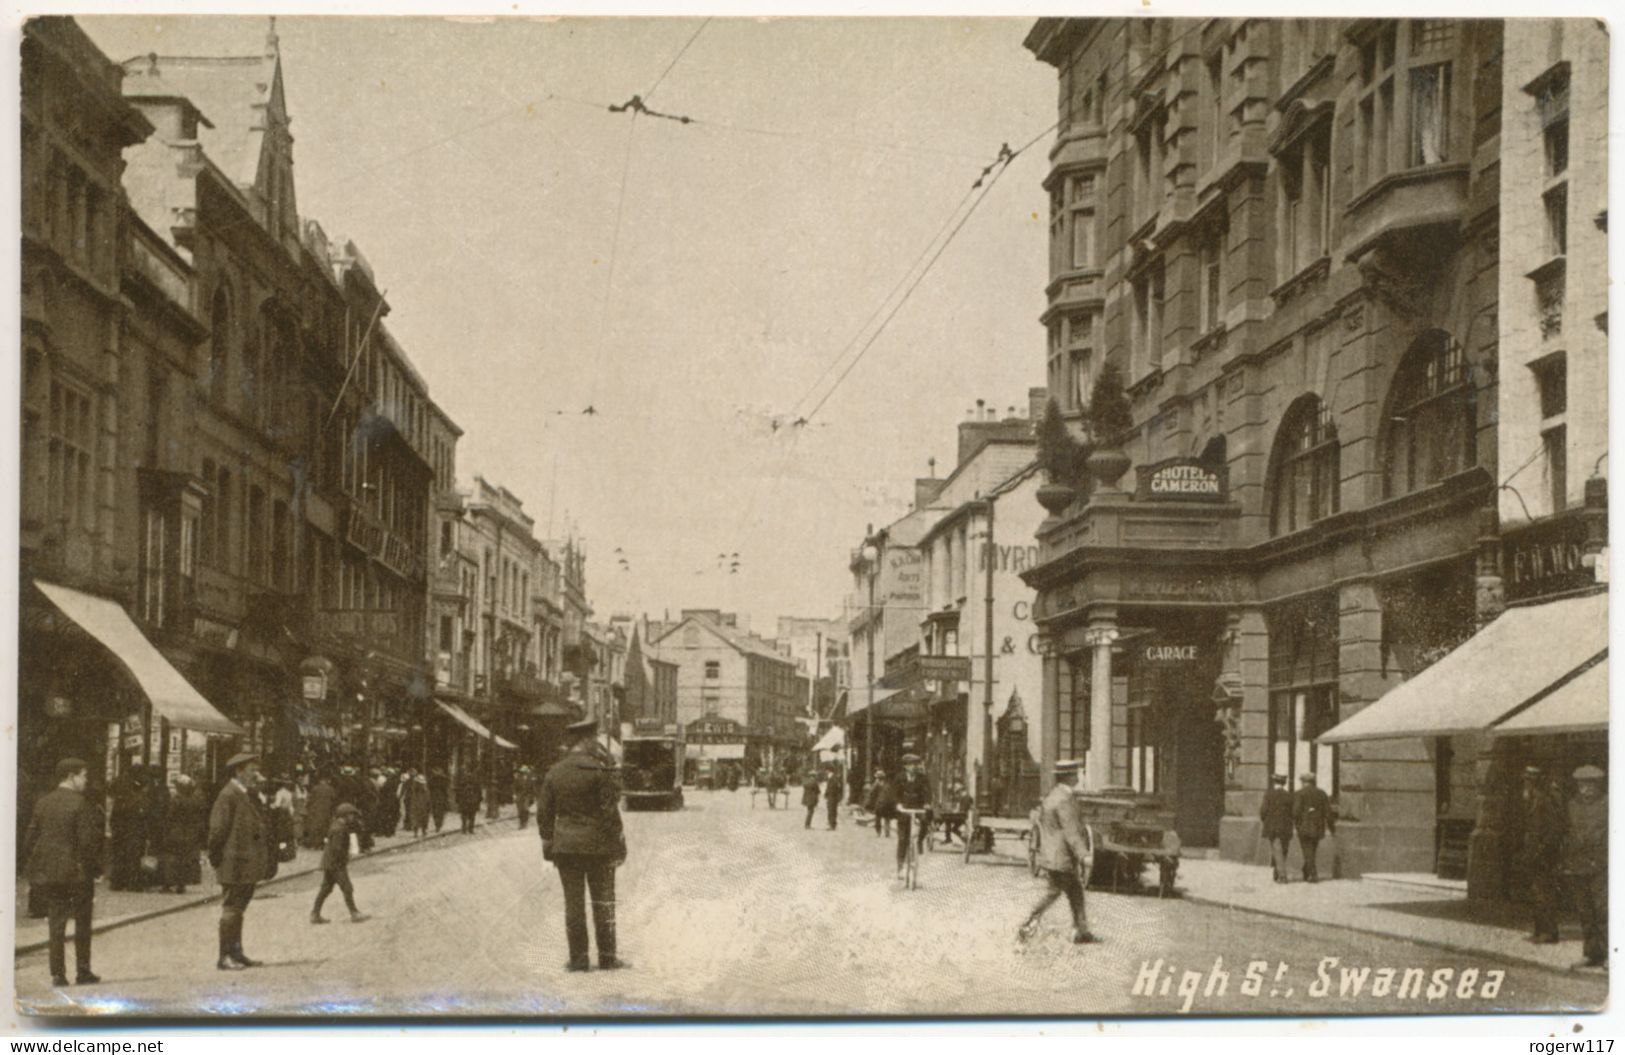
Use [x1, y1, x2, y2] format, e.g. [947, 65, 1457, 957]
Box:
[645, 17, 712, 101]
[583, 111, 642, 413]
[796, 119, 1057, 425]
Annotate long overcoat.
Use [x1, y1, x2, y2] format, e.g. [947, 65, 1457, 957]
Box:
[208, 779, 271, 885]
[302, 780, 336, 849]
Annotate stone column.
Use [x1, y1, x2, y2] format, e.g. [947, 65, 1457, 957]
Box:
[1085, 613, 1117, 791]
[1038, 651, 1060, 795]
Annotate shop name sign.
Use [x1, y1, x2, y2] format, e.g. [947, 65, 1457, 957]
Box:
[345, 508, 423, 581]
[908, 655, 973, 684]
[1140, 641, 1201, 666]
[1136, 457, 1227, 502]
[1503, 514, 1596, 602]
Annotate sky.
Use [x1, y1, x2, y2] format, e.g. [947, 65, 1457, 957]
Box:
[81, 15, 1055, 633]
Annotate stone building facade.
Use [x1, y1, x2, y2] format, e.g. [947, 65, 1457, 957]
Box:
[1022, 18, 1506, 876]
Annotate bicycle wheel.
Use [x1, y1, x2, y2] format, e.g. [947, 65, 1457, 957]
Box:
[905, 843, 919, 890]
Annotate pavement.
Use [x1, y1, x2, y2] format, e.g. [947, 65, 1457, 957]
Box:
[14, 806, 518, 955]
[1172, 857, 1599, 975]
[13, 789, 1605, 1018]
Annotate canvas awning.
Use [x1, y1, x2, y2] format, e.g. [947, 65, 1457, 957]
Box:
[812, 726, 846, 753]
[843, 687, 905, 721]
[1492, 653, 1608, 736]
[1319, 591, 1608, 744]
[435, 699, 517, 750]
[687, 742, 746, 761]
[36, 581, 242, 736]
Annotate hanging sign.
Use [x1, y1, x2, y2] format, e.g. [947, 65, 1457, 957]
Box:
[1136, 457, 1227, 502]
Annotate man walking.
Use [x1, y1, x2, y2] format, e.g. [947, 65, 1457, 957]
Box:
[539, 718, 629, 973]
[427, 768, 450, 832]
[893, 754, 931, 878]
[1019, 759, 1096, 945]
[801, 769, 821, 829]
[1521, 766, 1565, 943]
[514, 765, 536, 830]
[208, 752, 272, 971]
[1259, 774, 1295, 883]
[1293, 773, 1334, 883]
[824, 765, 844, 830]
[456, 769, 482, 833]
[1564, 765, 1607, 968]
[23, 758, 104, 987]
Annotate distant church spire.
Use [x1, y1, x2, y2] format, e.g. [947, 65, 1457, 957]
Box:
[266, 16, 280, 56]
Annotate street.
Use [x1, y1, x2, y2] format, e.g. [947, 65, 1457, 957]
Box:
[16, 790, 1605, 1018]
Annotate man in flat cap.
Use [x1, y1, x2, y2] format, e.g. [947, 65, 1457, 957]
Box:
[893, 753, 932, 878]
[538, 717, 628, 972]
[1520, 765, 1566, 944]
[1259, 774, 1295, 883]
[23, 758, 104, 987]
[1563, 765, 1608, 968]
[1293, 773, 1335, 883]
[1020, 759, 1096, 945]
[208, 752, 270, 970]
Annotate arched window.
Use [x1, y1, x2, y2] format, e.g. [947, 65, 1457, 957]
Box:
[1269, 395, 1340, 536]
[207, 287, 230, 404]
[1383, 330, 1475, 498]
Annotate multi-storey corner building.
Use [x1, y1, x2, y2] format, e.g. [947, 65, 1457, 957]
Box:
[1022, 18, 1510, 877]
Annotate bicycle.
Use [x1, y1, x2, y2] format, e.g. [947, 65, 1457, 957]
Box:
[896, 807, 930, 890]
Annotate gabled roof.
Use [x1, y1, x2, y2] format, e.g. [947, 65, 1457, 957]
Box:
[120, 47, 283, 192]
[652, 613, 791, 664]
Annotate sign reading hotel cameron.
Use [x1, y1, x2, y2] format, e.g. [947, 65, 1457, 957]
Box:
[1135, 457, 1227, 502]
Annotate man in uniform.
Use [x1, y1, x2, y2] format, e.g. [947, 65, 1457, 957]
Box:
[23, 758, 104, 987]
[1259, 774, 1295, 883]
[539, 718, 629, 973]
[1293, 773, 1335, 883]
[1019, 759, 1096, 945]
[1521, 766, 1566, 943]
[1564, 764, 1607, 968]
[893, 753, 932, 878]
[208, 752, 271, 971]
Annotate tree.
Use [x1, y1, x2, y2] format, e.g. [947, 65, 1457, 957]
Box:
[1085, 361, 1134, 445]
[1035, 397, 1092, 488]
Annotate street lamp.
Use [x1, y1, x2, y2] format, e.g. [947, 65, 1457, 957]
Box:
[861, 541, 880, 791]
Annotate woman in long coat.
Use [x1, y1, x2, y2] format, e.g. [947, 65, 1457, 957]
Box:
[160, 775, 207, 893]
[107, 770, 149, 891]
[302, 774, 336, 850]
[402, 772, 431, 838]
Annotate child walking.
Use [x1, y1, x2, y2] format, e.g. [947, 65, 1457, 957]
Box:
[311, 803, 369, 924]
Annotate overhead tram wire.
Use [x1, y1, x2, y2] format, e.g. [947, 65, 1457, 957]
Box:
[645, 17, 712, 101]
[796, 119, 1058, 425]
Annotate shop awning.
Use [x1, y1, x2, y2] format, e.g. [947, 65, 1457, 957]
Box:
[36, 581, 243, 736]
[435, 699, 517, 750]
[812, 726, 845, 753]
[687, 742, 746, 760]
[843, 687, 904, 721]
[1319, 591, 1608, 744]
[1492, 653, 1608, 736]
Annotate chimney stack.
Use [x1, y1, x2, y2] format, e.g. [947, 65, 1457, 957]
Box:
[1028, 386, 1049, 422]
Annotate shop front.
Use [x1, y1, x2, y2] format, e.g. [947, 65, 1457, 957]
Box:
[17, 580, 244, 850]
[1025, 448, 1496, 875]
